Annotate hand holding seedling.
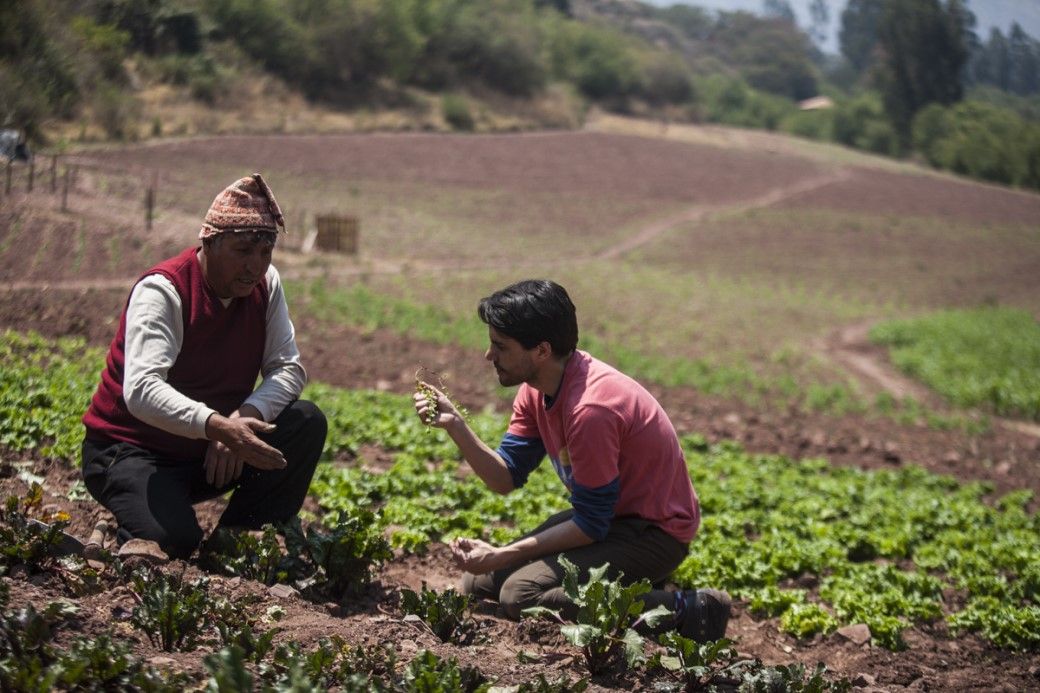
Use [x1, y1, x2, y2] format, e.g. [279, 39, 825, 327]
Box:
[413, 381, 463, 428]
[413, 365, 466, 429]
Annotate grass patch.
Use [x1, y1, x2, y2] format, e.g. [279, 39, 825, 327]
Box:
[293, 278, 991, 427]
[871, 307, 1040, 420]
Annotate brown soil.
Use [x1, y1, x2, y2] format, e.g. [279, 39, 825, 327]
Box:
[2, 132, 1040, 690]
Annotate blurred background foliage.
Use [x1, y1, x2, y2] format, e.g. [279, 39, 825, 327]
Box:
[1, 0, 1039, 189]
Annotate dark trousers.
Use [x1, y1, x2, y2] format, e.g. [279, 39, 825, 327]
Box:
[81, 400, 327, 560]
[462, 509, 689, 621]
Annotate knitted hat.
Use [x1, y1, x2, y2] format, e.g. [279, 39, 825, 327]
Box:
[199, 173, 286, 239]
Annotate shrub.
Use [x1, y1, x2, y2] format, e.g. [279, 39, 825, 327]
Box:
[779, 109, 833, 141]
[637, 52, 694, 105]
[694, 74, 795, 130]
[910, 100, 1036, 187]
[548, 22, 639, 102]
[441, 94, 475, 131]
[832, 92, 898, 155]
[93, 83, 139, 141]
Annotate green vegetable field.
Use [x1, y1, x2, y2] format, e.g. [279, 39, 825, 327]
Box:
[2, 330, 1037, 689]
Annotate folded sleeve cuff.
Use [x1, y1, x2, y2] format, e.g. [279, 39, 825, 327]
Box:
[570, 476, 620, 542]
[496, 433, 546, 489]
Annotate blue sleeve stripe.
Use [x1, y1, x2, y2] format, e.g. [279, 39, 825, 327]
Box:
[570, 476, 620, 541]
[496, 433, 546, 490]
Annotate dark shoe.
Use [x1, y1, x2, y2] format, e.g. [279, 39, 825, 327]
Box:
[679, 588, 732, 642]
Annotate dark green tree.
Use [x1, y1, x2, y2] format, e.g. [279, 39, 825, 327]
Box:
[1007, 23, 1040, 96]
[716, 11, 817, 100]
[762, 0, 796, 24]
[808, 0, 830, 48]
[875, 0, 971, 149]
[839, 0, 882, 74]
[970, 27, 1011, 90]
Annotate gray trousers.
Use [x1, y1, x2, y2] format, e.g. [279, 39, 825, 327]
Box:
[462, 509, 688, 621]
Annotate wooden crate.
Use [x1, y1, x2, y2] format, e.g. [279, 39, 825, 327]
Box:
[315, 214, 359, 254]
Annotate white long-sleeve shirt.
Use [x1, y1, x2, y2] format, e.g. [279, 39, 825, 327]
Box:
[122, 264, 307, 440]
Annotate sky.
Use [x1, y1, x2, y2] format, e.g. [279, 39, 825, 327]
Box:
[642, 0, 1040, 54]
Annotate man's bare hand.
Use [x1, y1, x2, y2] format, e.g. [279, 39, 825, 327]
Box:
[449, 537, 506, 574]
[413, 382, 461, 429]
[205, 413, 286, 471]
[204, 440, 244, 487]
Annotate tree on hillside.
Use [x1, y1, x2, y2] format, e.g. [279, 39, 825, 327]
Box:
[0, 0, 80, 138]
[808, 0, 830, 49]
[762, 0, 796, 25]
[1007, 23, 1040, 96]
[969, 27, 1012, 90]
[875, 0, 971, 149]
[712, 11, 818, 100]
[839, 0, 882, 74]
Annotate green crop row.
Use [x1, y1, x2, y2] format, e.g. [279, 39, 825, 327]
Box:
[871, 307, 1040, 421]
[677, 439, 1040, 650]
[0, 331, 103, 460]
[1, 331, 1038, 651]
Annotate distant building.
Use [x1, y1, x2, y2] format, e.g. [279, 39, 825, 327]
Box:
[798, 96, 834, 111]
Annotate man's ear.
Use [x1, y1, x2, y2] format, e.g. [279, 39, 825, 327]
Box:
[533, 341, 553, 363]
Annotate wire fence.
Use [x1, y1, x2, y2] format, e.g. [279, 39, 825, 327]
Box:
[1, 155, 358, 255]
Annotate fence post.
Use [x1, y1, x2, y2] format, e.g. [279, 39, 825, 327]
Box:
[145, 186, 154, 231]
[50, 155, 57, 193]
[62, 167, 70, 212]
[4, 160, 10, 195]
[27, 159, 34, 193]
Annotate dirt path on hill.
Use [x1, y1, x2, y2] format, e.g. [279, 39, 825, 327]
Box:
[814, 320, 1040, 440]
[596, 168, 852, 261]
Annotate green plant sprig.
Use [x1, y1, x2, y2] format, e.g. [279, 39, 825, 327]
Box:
[415, 364, 470, 428]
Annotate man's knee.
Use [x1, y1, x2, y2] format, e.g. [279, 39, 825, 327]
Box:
[499, 577, 543, 621]
[282, 400, 328, 439]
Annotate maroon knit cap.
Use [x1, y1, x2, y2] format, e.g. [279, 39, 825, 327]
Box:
[199, 173, 286, 239]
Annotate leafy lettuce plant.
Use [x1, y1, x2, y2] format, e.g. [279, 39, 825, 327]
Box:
[652, 632, 737, 691]
[129, 567, 212, 652]
[282, 511, 393, 603]
[400, 583, 477, 644]
[198, 525, 288, 585]
[0, 484, 72, 573]
[401, 650, 488, 693]
[523, 557, 673, 675]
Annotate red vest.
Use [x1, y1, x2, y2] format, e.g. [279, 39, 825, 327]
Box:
[82, 246, 268, 461]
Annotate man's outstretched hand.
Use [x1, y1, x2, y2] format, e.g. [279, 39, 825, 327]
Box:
[450, 537, 508, 574]
[413, 382, 463, 429]
[204, 412, 286, 486]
